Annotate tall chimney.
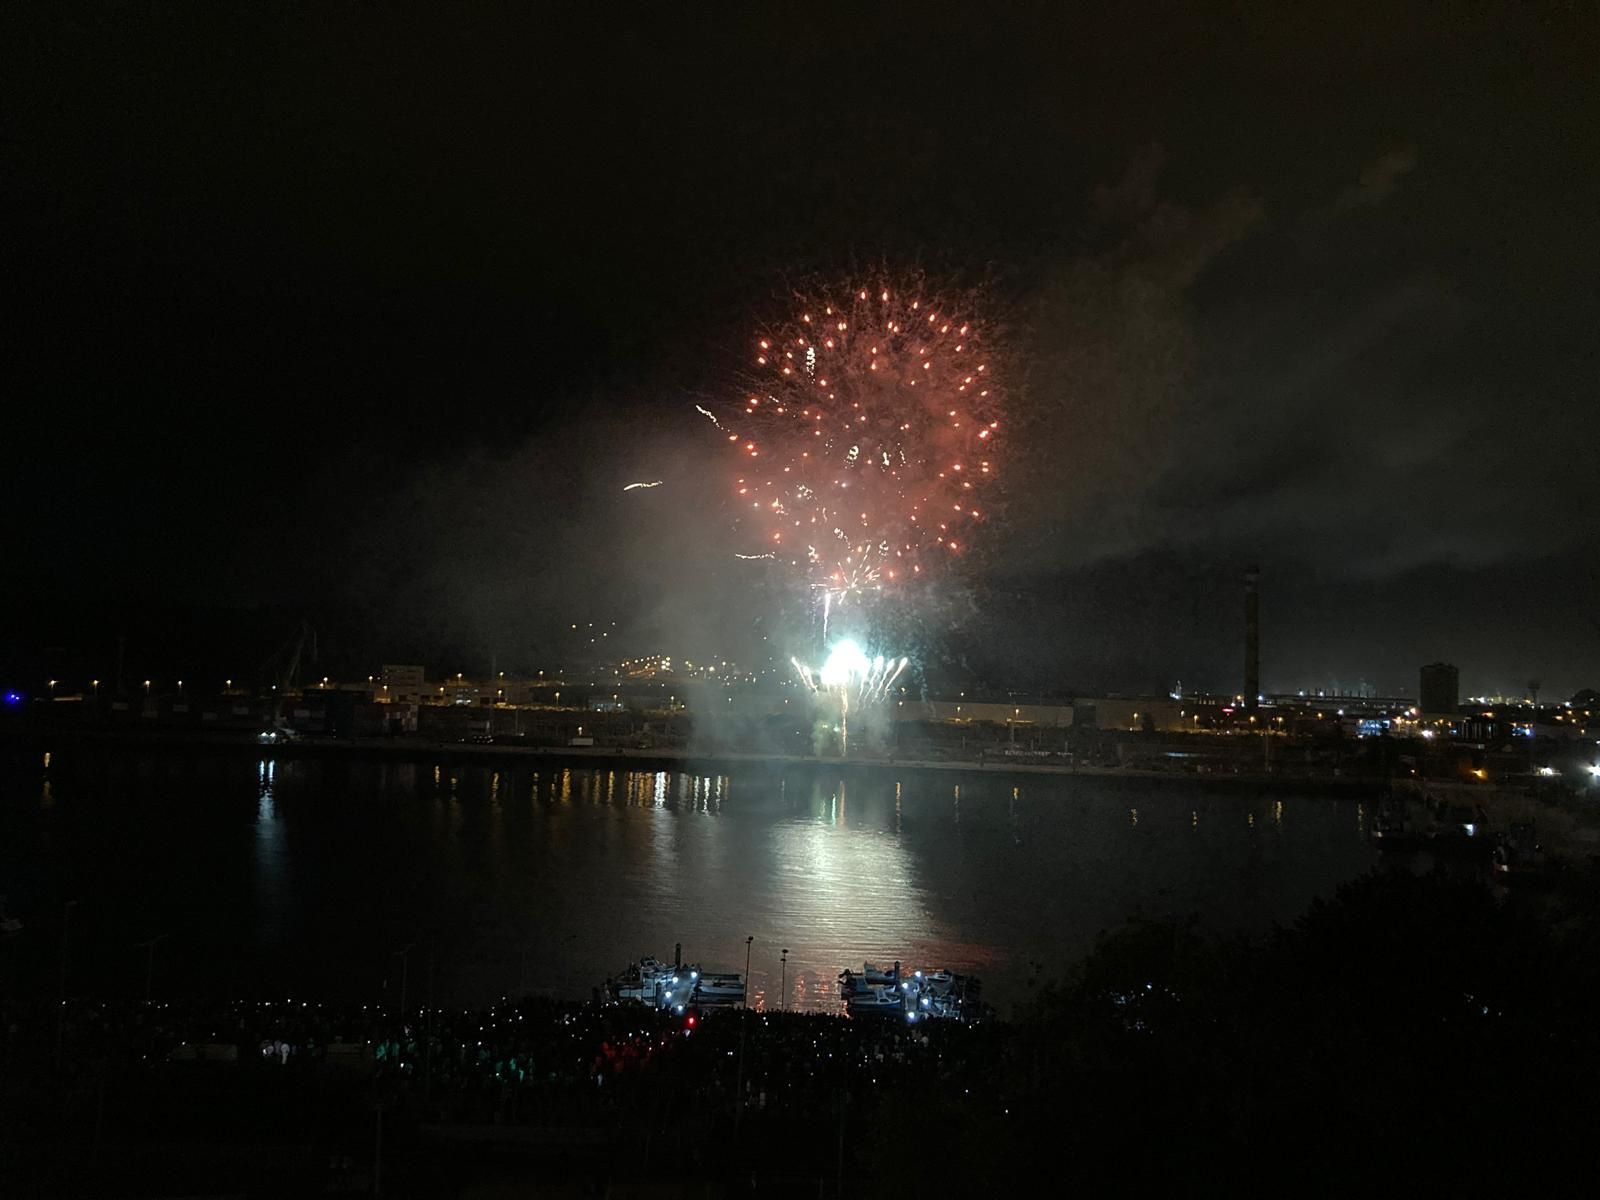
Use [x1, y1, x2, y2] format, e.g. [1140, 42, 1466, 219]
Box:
[1244, 566, 1260, 712]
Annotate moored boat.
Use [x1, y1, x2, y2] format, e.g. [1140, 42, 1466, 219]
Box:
[839, 961, 981, 1023]
[693, 972, 745, 1006]
[606, 952, 743, 1011]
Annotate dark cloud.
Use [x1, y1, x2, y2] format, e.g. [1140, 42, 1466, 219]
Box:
[983, 124, 1598, 694]
[1335, 145, 1419, 210]
[1005, 159, 1266, 567]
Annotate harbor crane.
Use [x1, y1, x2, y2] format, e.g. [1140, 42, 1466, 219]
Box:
[259, 618, 316, 736]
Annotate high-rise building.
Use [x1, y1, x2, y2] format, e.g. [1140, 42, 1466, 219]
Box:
[1419, 662, 1459, 715]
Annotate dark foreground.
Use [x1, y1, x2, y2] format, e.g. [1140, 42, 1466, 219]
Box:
[4, 866, 1599, 1196]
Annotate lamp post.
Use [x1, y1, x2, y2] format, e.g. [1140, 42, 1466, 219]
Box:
[735, 934, 756, 1134]
[742, 935, 754, 1008]
[780, 948, 789, 1011]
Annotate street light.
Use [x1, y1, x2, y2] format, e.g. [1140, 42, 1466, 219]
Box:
[48, 679, 57, 695]
[742, 936, 754, 1008]
[144, 680, 151, 694]
[780, 948, 789, 1011]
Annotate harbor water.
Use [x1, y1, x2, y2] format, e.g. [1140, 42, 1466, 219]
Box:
[0, 747, 1383, 1013]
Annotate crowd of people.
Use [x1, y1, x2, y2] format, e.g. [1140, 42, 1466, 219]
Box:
[4, 989, 999, 1128]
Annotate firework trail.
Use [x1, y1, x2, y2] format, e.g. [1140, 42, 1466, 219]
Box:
[622, 480, 664, 491]
[718, 277, 1005, 619]
[792, 639, 911, 755]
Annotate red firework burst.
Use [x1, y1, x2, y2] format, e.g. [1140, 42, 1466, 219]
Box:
[720, 279, 1004, 608]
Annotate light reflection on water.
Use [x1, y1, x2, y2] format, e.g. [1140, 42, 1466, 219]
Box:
[253, 758, 289, 946]
[12, 754, 1381, 1013]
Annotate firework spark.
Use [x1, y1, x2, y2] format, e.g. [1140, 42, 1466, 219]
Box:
[623, 480, 664, 491]
[719, 278, 1004, 616]
[792, 639, 910, 755]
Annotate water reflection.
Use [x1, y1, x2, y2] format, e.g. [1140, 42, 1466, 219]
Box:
[29, 755, 1382, 1015]
[253, 759, 288, 945]
[755, 813, 932, 1012]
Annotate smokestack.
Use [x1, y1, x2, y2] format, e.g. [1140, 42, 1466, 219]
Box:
[1244, 566, 1260, 712]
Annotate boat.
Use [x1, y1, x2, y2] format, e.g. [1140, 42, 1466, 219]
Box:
[606, 951, 743, 1012]
[839, 962, 982, 1022]
[861, 962, 898, 986]
[841, 982, 909, 1018]
[609, 957, 682, 1008]
[693, 972, 745, 1006]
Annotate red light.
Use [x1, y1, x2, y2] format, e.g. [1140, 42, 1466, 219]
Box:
[685, 1015, 696, 1027]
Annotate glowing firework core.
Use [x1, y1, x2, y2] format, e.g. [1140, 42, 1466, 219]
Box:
[819, 639, 870, 689]
[793, 639, 910, 756]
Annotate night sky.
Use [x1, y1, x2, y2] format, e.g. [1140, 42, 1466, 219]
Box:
[5, 3, 1597, 696]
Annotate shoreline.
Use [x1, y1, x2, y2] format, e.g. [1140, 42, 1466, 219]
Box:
[7, 725, 1393, 794]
